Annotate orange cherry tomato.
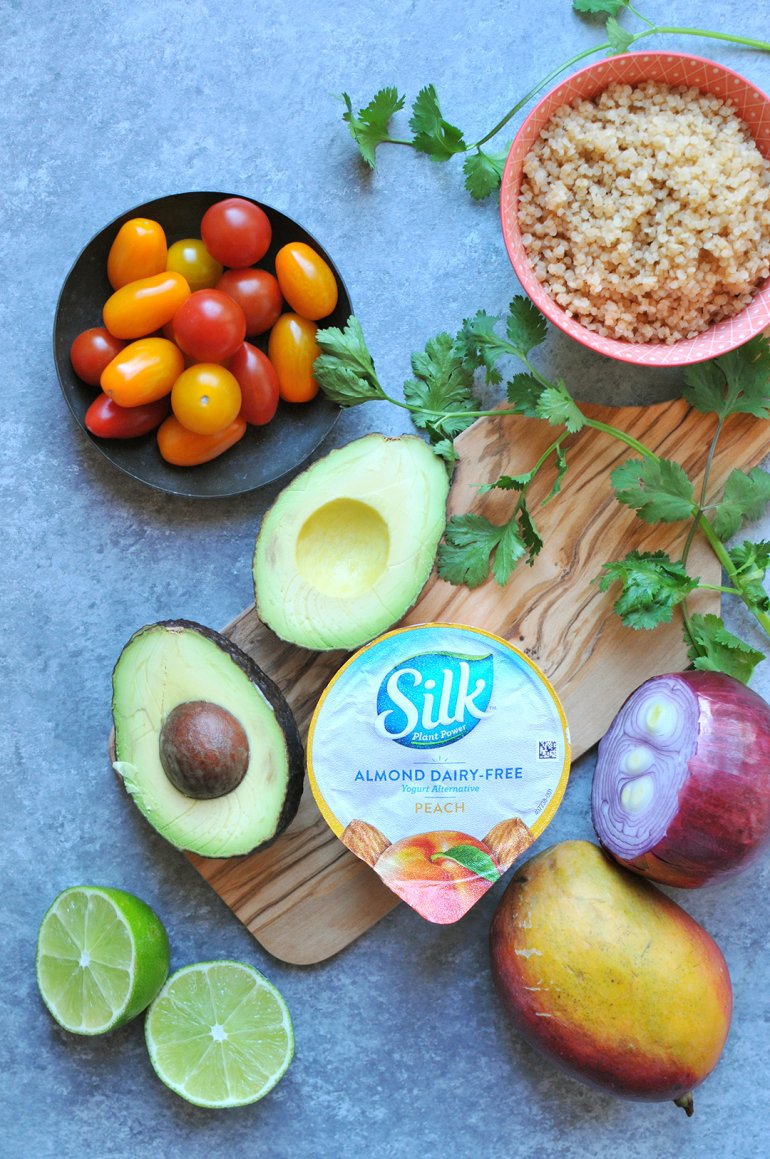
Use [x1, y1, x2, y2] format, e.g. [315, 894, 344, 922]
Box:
[101, 338, 185, 407]
[166, 238, 223, 292]
[103, 271, 191, 339]
[171, 364, 242, 435]
[274, 242, 338, 321]
[157, 414, 247, 466]
[267, 313, 320, 403]
[107, 218, 168, 290]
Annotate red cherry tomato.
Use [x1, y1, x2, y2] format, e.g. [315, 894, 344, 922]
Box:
[70, 327, 127, 385]
[171, 364, 242, 435]
[200, 198, 272, 267]
[267, 313, 320, 403]
[229, 343, 280, 426]
[107, 218, 167, 290]
[157, 414, 247, 466]
[85, 393, 170, 439]
[172, 289, 246, 363]
[275, 242, 339, 321]
[103, 271, 191, 339]
[216, 268, 283, 336]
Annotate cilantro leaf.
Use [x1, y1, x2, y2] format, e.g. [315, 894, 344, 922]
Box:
[430, 438, 460, 469]
[341, 88, 405, 168]
[606, 15, 634, 54]
[711, 467, 770, 541]
[457, 310, 505, 384]
[612, 458, 695, 523]
[687, 613, 765, 684]
[409, 85, 466, 161]
[404, 332, 480, 438]
[315, 316, 386, 406]
[597, 551, 698, 630]
[683, 336, 770, 420]
[729, 539, 770, 612]
[481, 472, 533, 493]
[516, 501, 544, 562]
[506, 297, 548, 355]
[536, 383, 584, 433]
[463, 146, 509, 200]
[506, 373, 546, 417]
[573, 0, 627, 16]
[437, 513, 524, 588]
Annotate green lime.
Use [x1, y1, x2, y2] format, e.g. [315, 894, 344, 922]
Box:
[145, 960, 294, 1108]
[36, 885, 170, 1036]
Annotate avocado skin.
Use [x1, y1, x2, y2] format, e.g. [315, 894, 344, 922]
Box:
[113, 619, 304, 857]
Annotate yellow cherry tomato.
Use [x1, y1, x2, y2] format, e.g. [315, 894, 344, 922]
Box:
[103, 271, 191, 339]
[166, 238, 224, 292]
[107, 218, 168, 290]
[171, 364, 242, 435]
[267, 313, 320, 403]
[101, 338, 185, 407]
[157, 414, 247, 466]
[274, 242, 338, 321]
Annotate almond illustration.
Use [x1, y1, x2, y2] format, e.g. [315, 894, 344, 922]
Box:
[342, 819, 391, 867]
[483, 817, 534, 871]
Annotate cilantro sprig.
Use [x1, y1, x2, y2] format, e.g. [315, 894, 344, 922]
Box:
[315, 300, 770, 683]
[340, 2, 770, 199]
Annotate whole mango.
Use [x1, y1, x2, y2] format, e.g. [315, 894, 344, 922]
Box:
[489, 841, 732, 1114]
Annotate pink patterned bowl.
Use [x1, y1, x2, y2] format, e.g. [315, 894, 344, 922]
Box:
[501, 52, 770, 367]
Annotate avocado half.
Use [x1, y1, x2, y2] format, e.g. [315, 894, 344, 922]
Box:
[252, 434, 449, 651]
[112, 620, 304, 858]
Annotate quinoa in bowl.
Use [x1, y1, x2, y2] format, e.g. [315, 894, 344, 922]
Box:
[501, 53, 770, 367]
[518, 80, 770, 345]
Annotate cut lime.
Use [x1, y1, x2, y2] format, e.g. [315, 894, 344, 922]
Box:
[36, 886, 170, 1036]
[145, 960, 294, 1108]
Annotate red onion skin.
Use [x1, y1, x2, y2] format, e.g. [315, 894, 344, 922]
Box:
[604, 672, 770, 888]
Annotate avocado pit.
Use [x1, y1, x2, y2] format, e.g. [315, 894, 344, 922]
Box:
[159, 700, 249, 800]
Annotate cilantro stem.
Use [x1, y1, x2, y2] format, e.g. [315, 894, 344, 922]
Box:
[634, 26, 770, 52]
[469, 42, 609, 150]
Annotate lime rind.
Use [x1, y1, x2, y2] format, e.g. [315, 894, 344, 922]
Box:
[36, 886, 169, 1036]
[145, 960, 294, 1108]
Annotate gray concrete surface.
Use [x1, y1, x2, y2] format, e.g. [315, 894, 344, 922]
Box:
[3, 1, 770, 1155]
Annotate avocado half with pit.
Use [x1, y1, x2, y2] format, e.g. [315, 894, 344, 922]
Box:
[112, 620, 303, 858]
[253, 434, 449, 651]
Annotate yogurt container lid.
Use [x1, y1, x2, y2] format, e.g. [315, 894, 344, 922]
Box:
[308, 622, 571, 923]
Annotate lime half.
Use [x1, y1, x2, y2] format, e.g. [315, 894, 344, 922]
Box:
[36, 885, 170, 1035]
[145, 960, 294, 1108]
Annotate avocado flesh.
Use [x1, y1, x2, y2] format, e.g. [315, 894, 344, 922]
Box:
[253, 435, 449, 651]
[112, 621, 303, 858]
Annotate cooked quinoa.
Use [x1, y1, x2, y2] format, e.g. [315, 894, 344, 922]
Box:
[518, 80, 770, 344]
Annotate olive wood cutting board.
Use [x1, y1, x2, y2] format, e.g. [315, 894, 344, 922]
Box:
[185, 399, 770, 965]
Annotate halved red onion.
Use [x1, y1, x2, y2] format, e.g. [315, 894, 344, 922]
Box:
[592, 671, 770, 888]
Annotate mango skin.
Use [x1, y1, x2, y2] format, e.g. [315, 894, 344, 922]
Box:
[490, 841, 732, 1105]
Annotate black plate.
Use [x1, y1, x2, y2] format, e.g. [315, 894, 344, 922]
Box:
[53, 191, 349, 498]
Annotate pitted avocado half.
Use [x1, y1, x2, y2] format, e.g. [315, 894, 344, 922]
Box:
[252, 435, 449, 651]
[112, 620, 303, 858]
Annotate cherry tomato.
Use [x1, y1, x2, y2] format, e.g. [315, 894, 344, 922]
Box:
[229, 343, 280, 426]
[103, 271, 191, 339]
[70, 327, 126, 385]
[216, 268, 282, 336]
[101, 338, 185, 407]
[166, 238, 223, 292]
[107, 218, 168, 290]
[171, 364, 242, 435]
[85, 393, 170, 439]
[172, 289, 246, 363]
[274, 242, 338, 321]
[267, 313, 320, 403]
[157, 414, 247, 466]
[200, 198, 271, 267]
